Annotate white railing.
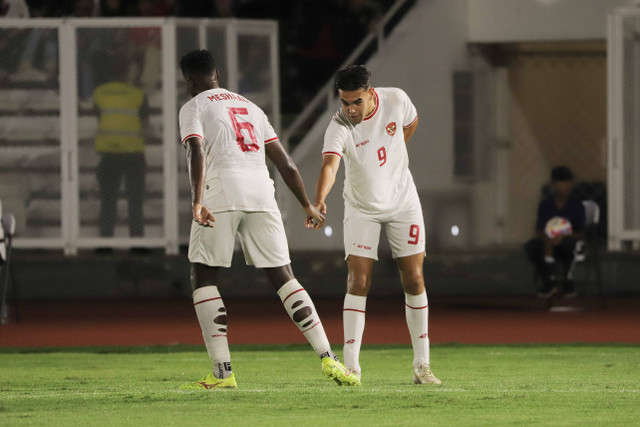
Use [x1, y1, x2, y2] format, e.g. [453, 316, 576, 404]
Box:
[0, 18, 279, 254]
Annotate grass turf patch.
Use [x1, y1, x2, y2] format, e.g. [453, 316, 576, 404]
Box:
[1, 344, 639, 426]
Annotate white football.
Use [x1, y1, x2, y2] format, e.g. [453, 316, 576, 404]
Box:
[544, 216, 573, 238]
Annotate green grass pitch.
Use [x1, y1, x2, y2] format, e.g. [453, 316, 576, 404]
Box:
[1, 344, 639, 426]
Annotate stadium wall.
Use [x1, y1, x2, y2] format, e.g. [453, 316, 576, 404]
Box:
[11, 249, 640, 299]
[468, 0, 633, 42]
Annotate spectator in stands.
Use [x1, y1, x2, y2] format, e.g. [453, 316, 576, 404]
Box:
[285, 0, 387, 113]
[129, 0, 162, 94]
[9, 2, 59, 84]
[153, 0, 177, 16]
[74, 0, 100, 103]
[289, 1, 343, 103]
[0, 0, 29, 17]
[93, 58, 148, 240]
[72, 0, 96, 17]
[238, 41, 270, 96]
[334, 0, 384, 58]
[524, 166, 586, 298]
[100, 0, 127, 16]
[177, 0, 232, 17]
[0, 0, 29, 82]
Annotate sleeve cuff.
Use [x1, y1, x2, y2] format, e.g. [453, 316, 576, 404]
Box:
[181, 133, 203, 144]
[322, 151, 342, 158]
[403, 115, 418, 129]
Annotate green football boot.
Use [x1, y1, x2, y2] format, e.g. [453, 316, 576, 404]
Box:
[179, 372, 238, 390]
[321, 357, 361, 387]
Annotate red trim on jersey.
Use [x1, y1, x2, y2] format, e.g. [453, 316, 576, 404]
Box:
[282, 288, 304, 304]
[403, 115, 418, 129]
[322, 151, 342, 158]
[405, 303, 429, 310]
[363, 89, 379, 121]
[343, 308, 366, 313]
[194, 297, 222, 306]
[264, 137, 279, 144]
[181, 133, 203, 144]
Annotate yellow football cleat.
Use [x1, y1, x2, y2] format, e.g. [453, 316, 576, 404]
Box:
[179, 372, 238, 390]
[346, 367, 361, 381]
[321, 357, 361, 386]
[413, 363, 442, 385]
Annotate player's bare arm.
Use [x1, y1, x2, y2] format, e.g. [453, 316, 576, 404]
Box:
[403, 117, 418, 143]
[312, 154, 341, 218]
[186, 136, 215, 227]
[264, 140, 325, 229]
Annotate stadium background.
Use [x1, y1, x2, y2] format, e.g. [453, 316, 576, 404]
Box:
[1, 0, 640, 347]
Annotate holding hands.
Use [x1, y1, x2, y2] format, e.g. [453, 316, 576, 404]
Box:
[304, 201, 326, 230]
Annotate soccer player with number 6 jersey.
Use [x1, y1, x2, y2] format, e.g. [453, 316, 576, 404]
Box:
[178, 50, 359, 389]
[308, 65, 441, 385]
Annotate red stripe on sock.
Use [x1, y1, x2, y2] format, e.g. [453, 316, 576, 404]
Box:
[282, 288, 304, 304]
[343, 308, 366, 313]
[194, 297, 221, 306]
[405, 303, 429, 310]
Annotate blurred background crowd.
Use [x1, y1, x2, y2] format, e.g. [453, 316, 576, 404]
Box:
[2, 0, 396, 116]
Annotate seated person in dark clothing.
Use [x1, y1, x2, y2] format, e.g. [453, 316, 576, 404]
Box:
[524, 166, 586, 298]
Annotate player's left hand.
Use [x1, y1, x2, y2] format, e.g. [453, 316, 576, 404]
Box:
[303, 204, 325, 229]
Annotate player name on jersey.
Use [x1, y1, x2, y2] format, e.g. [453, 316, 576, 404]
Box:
[207, 93, 249, 103]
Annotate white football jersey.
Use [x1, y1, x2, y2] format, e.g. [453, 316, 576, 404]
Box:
[179, 88, 279, 213]
[322, 87, 419, 214]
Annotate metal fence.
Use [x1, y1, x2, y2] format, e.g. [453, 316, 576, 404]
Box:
[0, 18, 279, 254]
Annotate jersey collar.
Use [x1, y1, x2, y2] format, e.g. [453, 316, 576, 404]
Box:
[363, 89, 379, 121]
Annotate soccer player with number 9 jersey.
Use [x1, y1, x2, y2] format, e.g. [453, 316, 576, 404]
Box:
[309, 65, 441, 385]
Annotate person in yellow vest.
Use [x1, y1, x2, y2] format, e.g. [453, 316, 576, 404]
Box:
[94, 64, 147, 238]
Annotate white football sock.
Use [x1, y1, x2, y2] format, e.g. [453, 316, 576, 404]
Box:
[343, 293, 366, 373]
[405, 291, 430, 367]
[193, 286, 232, 379]
[277, 279, 334, 360]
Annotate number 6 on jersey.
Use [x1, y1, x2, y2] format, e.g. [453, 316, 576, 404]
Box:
[228, 107, 259, 152]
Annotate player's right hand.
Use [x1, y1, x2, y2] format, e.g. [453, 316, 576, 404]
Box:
[193, 203, 215, 227]
[303, 203, 325, 230]
[314, 201, 327, 215]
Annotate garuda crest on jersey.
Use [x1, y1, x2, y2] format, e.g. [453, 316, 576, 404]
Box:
[386, 122, 397, 136]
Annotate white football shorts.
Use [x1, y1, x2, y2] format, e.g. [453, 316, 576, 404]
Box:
[343, 198, 426, 261]
[188, 210, 291, 268]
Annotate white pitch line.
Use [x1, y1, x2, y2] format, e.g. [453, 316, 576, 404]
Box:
[2, 388, 637, 399]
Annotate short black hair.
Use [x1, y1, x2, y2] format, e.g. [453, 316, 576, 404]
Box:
[335, 65, 371, 91]
[180, 49, 216, 77]
[551, 166, 574, 182]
